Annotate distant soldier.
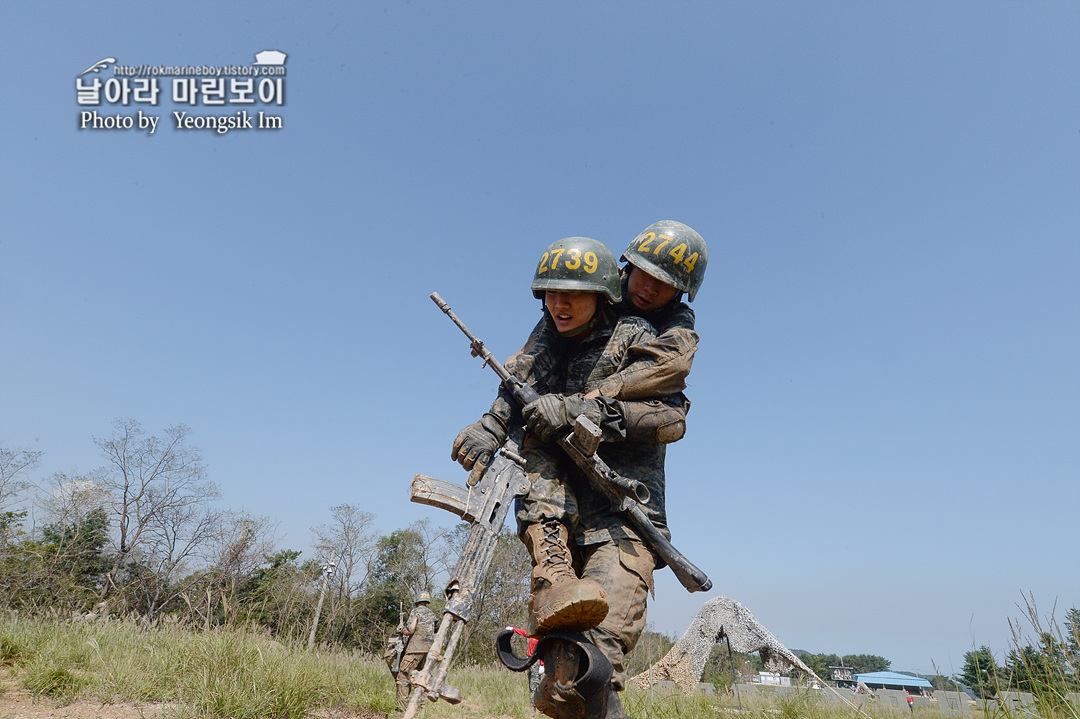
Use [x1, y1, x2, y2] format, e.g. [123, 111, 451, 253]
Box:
[383, 603, 407, 678]
[396, 592, 437, 707]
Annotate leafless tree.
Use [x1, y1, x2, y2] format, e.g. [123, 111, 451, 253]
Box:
[12, 471, 114, 613]
[201, 512, 278, 627]
[130, 498, 229, 622]
[413, 518, 458, 594]
[312, 504, 378, 597]
[311, 504, 378, 640]
[37, 470, 111, 530]
[0, 443, 42, 517]
[93, 419, 219, 602]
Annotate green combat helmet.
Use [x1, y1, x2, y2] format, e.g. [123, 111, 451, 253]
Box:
[417, 592, 431, 604]
[531, 236, 622, 303]
[622, 220, 708, 302]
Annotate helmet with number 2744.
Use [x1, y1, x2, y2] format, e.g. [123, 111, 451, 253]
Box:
[622, 220, 708, 302]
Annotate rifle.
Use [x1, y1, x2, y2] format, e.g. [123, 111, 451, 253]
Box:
[430, 292, 712, 594]
[391, 602, 406, 676]
[404, 426, 531, 719]
[402, 294, 713, 719]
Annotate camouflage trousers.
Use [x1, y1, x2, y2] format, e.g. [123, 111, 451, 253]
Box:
[516, 444, 654, 690]
[396, 652, 425, 705]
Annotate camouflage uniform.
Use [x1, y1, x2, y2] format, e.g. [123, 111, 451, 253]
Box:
[595, 273, 700, 401]
[486, 307, 689, 690]
[396, 602, 437, 705]
[506, 275, 699, 404]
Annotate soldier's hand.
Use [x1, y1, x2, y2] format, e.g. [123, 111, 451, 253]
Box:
[523, 394, 601, 443]
[451, 413, 507, 470]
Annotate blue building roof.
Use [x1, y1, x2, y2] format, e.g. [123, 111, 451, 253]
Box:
[855, 671, 933, 688]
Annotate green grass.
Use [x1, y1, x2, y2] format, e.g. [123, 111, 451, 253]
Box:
[0, 613, 1076, 718]
[0, 614, 399, 717]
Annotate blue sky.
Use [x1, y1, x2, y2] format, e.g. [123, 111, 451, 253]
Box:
[1, 2, 1077, 675]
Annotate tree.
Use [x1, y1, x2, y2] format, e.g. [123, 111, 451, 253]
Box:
[1064, 607, 1079, 658]
[361, 527, 430, 631]
[346, 521, 457, 655]
[0, 472, 113, 614]
[626, 625, 676, 679]
[310, 505, 378, 643]
[701, 644, 761, 690]
[792, 651, 886, 678]
[29, 472, 114, 610]
[128, 497, 227, 622]
[93, 419, 219, 602]
[957, 645, 999, 699]
[930, 660, 963, 692]
[841, 654, 891, 673]
[203, 513, 277, 627]
[41, 506, 111, 588]
[0, 444, 42, 550]
[237, 549, 318, 641]
[799, 652, 831, 681]
[0, 444, 41, 512]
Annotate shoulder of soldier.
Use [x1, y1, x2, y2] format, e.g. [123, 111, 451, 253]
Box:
[611, 314, 658, 338]
[507, 314, 561, 376]
[521, 315, 555, 348]
[657, 302, 695, 332]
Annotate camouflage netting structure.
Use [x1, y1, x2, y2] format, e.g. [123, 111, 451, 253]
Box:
[630, 595, 822, 695]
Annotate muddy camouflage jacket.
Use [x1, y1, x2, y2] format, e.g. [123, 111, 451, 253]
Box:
[598, 276, 699, 400]
[403, 603, 436, 655]
[490, 308, 689, 546]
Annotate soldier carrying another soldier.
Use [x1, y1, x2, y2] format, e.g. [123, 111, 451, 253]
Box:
[451, 228, 708, 719]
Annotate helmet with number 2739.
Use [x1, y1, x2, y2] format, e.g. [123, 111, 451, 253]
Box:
[531, 236, 622, 303]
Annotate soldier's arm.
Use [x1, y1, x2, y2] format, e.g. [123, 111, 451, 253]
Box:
[452, 316, 560, 470]
[578, 317, 692, 444]
[595, 304, 698, 401]
[613, 393, 690, 443]
[402, 609, 418, 636]
[488, 315, 560, 426]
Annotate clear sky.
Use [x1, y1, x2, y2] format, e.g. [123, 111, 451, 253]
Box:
[2, 2, 1077, 676]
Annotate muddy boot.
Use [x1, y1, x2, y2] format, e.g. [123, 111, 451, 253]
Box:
[524, 520, 608, 635]
[531, 632, 612, 719]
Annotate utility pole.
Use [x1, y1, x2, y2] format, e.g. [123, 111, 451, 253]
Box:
[307, 552, 336, 650]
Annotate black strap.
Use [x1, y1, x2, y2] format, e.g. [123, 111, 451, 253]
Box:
[495, 629, 613, 699]
[495, 628, 534, 672]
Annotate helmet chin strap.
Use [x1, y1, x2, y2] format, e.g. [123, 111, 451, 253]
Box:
[554, 308, 601, 339]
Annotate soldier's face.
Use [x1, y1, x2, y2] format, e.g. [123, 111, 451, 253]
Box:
[545, 290, 599, 335]
[627, 266, 678, 312]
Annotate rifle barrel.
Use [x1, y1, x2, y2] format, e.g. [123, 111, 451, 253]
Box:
[430, 293, 513, 381]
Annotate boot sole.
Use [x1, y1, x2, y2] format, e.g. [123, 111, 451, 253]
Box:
[534, 595, 609, 633]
